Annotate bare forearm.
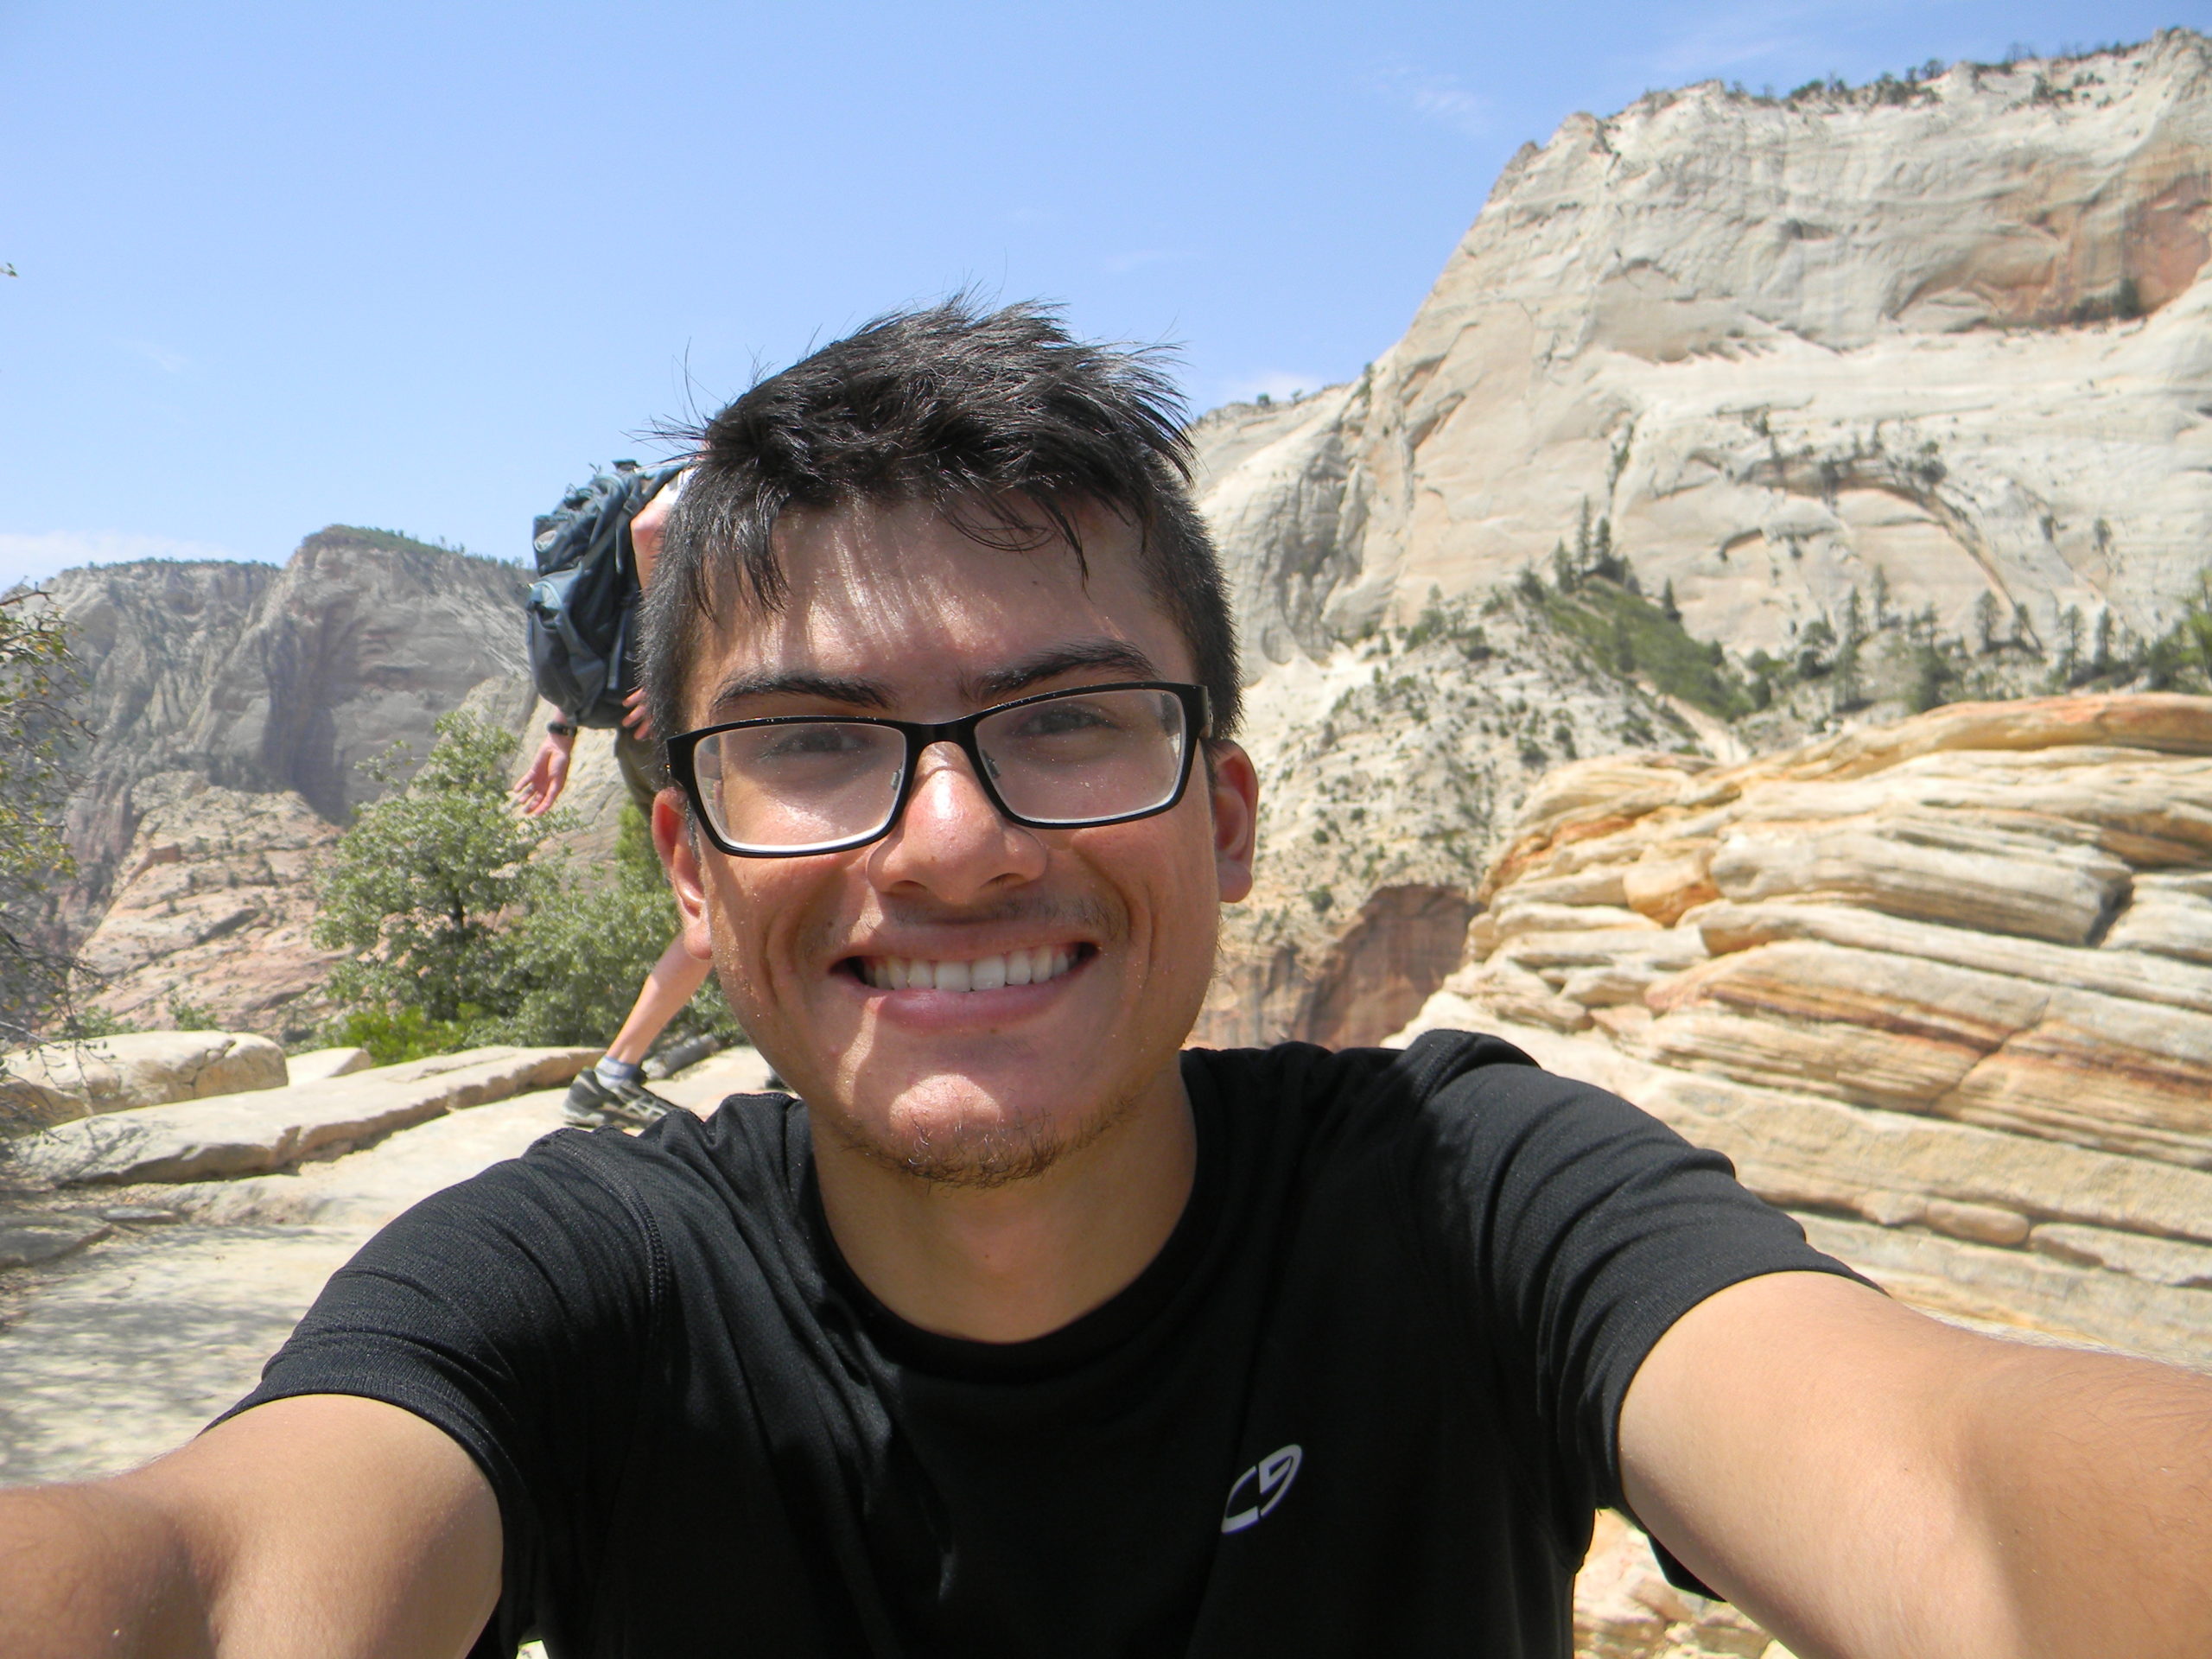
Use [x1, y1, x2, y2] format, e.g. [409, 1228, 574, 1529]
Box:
[1960, 1344, 2212, 1656]
[0, 1482, 213, 1658]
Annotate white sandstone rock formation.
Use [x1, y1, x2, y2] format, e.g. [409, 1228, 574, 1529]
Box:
[1392, 692, 2212, 1375]
[1197, 35, 2212, 668]
[0, 1030, 288, 1131]
[26, 531, 542, 1039]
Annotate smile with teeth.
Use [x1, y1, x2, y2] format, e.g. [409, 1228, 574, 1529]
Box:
[857, 945, 1082, 992]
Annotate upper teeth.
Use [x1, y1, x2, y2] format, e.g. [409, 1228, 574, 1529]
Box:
[861, 947, 1077, 992]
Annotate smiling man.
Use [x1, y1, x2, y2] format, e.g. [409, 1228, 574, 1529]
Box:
[3, 302, 2209, 1659]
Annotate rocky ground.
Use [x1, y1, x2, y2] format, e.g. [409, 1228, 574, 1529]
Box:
[0, 1046, 773, 1484]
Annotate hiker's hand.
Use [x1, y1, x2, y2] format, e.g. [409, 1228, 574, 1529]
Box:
[514, 731, 574, 816]
[621, 687, 655, 742]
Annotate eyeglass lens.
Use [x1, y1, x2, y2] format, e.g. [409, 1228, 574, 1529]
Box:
[693, 686, 1191, 852]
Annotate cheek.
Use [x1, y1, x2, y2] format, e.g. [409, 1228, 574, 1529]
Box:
[708, 858, 854, 1000]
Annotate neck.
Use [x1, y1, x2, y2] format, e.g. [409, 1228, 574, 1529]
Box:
[810, 1064, 1198, 1344]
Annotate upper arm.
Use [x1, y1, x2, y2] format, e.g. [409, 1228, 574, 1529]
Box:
[124, 1394, 500, 1659]
[1621, 1270, 2031, 1659]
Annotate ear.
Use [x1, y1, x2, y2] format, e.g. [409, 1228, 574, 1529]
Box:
[1205, 741, 1259, 905]
[654, 791, 716, 962]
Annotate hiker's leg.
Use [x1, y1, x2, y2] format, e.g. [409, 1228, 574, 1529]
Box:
[603, 938, 714, 1067]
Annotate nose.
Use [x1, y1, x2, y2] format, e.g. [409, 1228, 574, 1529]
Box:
[868, 739, 1046, 901]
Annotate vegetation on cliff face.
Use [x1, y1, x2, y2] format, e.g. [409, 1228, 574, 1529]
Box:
[0, 592, 88, 1049]
[313, 712, 734, 1063]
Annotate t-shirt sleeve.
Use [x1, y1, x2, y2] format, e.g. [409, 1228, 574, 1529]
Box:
[218, 1133, 661, 1652]
[1382, 1029, 1870, 1530]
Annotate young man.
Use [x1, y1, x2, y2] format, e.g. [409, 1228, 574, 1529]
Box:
[3, 302, 2208, 1658]
[512, 471, 717, 1128]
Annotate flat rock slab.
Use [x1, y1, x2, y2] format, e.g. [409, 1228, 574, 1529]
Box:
[2, 1031, 289, 1131]
[1, 1046, 595, 1188]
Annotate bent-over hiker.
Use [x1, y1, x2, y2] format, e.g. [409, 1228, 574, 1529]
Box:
[3, 300, 2208, 1658]
[512, 464, 717, 1128]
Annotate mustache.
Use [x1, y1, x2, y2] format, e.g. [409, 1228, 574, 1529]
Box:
[868, 892, 1122, 938]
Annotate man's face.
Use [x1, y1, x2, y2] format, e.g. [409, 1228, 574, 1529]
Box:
[660, 499, 1257, 1185]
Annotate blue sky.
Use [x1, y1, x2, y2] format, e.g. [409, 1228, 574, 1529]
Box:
[3, 0, 2198, 589]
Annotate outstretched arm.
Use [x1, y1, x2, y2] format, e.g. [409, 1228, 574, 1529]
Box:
[0, 1395, 500, 1659]
[1621, 1270, 2212, 1658]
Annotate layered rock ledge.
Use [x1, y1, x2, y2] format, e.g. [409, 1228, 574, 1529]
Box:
[1396, 693, 2212, 1373]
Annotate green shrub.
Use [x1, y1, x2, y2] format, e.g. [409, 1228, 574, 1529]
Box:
[315, 712, 739, 1060]
[328, 1005, 482, 1065]
[314, 712, 564, 1051]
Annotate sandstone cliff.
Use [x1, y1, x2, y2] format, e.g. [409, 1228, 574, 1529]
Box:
[1199, 34, 2212, 662]
[1198, 34, 2212, 1047]
[32, 531, 538, 1039]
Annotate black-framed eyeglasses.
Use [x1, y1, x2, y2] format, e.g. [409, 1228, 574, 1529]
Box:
[665, 681, 1211, 857]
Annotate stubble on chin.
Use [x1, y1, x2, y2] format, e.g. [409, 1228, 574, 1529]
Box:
[823, 1081, 1141, 1191]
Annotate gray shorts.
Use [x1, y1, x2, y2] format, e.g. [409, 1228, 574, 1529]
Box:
[614, 728, 664, 821]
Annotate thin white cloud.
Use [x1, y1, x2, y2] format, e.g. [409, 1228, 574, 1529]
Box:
[1640, 0, 1881, 79]
[1371, 65, 1491, 138]
[0, 529, 258, 593]
[116, 338, 190, 373]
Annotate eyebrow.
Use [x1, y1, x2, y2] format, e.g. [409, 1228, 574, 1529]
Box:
[702, 638, 1163, 720]
[963, 639, 1162, 704]
[705, 669, 893, 713]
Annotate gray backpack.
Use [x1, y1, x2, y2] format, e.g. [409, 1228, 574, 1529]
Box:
[524, 461, 679, 728]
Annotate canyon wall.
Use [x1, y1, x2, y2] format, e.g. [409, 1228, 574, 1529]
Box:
[1198, 34, 2212, 1046]
[29, 531, 538, 1039]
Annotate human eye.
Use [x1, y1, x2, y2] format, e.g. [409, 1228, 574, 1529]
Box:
[758, 723, 868, 759]
[1010, 696, 1125, 741]
[728, 722, 884, 780]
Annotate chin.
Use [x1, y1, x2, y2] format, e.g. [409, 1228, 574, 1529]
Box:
[833, 1076, 1130, 1191]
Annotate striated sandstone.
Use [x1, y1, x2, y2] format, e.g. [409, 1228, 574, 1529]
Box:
[67, 772, 342, 1040]
[1707, 822, 2128, 945]
[1392, 695, 2212, 1375]
[1686, 899, 2212, 1016]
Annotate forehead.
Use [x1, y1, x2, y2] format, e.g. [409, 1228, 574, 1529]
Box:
[686, 499, 1189, 715]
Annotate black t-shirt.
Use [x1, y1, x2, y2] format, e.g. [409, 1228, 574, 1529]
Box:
[230, 1032, 1857, 1657]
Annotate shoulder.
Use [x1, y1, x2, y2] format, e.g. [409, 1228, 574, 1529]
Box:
[1185, 1027, 1601, 1150]
[366, 1093, 799, 1268]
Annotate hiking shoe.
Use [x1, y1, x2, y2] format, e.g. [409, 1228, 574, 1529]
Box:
[563, 1067, 680, 1130]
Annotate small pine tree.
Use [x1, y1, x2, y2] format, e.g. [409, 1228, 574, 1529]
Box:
[1842, 586, 1866, 647]
[1660, 579, 1681, 622]
[315, 713, 563, 1049]
[2056, 605, 2086, 684]
[1871, 567, 1891, 628]
[1974, 589, 2000, 655]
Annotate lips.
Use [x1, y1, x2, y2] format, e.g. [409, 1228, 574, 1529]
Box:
[856, 945, 1081, 992]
